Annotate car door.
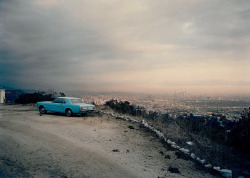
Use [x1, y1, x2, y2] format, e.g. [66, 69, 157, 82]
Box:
[54, 98, 64, 113]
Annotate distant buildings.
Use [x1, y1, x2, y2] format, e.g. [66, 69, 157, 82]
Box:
[81, 93, 247, 121]
[0, 87, 6, 104]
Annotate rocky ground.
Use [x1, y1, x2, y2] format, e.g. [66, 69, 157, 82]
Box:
[0, 104, 220, 177]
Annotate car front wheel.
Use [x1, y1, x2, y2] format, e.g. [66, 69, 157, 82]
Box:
[39, 106, 47, 114]
[66, 109, 73, 117]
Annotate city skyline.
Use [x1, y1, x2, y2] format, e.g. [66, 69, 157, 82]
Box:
[0, 0, 249, 95]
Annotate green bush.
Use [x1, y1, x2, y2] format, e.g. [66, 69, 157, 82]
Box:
[105, 99, 133, 114]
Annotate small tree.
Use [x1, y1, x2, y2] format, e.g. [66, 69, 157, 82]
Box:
[59, 92, 65, 97]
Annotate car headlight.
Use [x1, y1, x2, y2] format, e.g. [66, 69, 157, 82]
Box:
[80, 106, 87, 111]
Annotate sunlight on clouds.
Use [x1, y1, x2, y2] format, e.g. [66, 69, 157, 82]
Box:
[91, 59, 250, 94]
[35, 0, 58, 7]
[120, 42, 178, 52]
[182, 21, 195, 34]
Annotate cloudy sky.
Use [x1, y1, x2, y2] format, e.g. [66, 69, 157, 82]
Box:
[0, 0, 249, 95]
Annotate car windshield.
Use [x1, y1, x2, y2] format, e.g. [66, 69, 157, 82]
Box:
[70, 99, 84, 104]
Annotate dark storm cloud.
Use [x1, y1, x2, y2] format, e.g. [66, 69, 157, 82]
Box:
[0, 0, 119, 89]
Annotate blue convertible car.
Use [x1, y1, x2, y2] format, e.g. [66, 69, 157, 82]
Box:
[37, 97, 95, 117]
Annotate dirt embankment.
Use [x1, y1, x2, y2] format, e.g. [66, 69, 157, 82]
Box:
[0, 104, 219, 177]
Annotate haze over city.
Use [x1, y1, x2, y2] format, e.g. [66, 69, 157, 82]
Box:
[0, 0, 249, 95]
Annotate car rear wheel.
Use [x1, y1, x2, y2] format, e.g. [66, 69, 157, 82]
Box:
[66, 109, 73, 117]
[39, 106, 47, 114]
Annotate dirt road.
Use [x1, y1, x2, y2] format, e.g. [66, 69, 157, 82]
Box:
[0, 104, 217, 177]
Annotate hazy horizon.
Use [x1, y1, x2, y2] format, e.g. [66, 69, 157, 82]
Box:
[0, 0, 249, 96]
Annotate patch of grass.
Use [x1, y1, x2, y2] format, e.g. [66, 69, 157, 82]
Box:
[128, 125, 135, 129]
[168, 166, 180, 174]
[112, 149, 120, 152]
